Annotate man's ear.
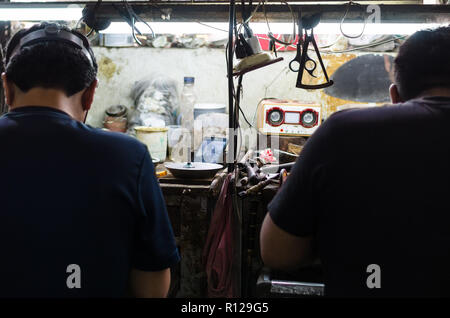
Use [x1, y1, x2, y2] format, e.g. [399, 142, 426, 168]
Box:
[81, 79, 98, 111]
[389, 84, 403, 104]
[1, 72, 15, 107]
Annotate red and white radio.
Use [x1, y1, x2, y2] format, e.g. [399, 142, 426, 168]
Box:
[256, 99, 322, 136]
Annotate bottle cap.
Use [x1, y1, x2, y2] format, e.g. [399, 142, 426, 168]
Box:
[184, 77, 195, 84]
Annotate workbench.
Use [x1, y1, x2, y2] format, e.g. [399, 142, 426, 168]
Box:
[158, 169, 226, 297]
[158, 164, 323, 298]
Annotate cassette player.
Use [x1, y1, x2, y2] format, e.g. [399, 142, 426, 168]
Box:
[256, 99, 322, 136]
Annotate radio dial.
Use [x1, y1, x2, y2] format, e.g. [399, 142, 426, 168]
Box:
[267, 108, 284, 126]
[300, 110, 318, 128]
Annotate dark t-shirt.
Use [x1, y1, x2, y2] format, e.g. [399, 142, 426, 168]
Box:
[269, 96, 450, 297]
[0, 106, 180, 297]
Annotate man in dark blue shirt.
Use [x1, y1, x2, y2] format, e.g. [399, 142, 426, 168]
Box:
[0, 22, 180, 297]
[260, 26, 450, 297]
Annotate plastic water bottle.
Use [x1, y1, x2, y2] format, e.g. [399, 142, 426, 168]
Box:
[180, 77, 196, 160]
[180, 77, 196, 130]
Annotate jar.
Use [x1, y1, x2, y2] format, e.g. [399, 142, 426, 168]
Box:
[103, 105, 128, 133]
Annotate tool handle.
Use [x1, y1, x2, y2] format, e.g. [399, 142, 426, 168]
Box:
[246, 164, 259, 185]
[289, 59, 300, 72]
[296, 80, 334, 89]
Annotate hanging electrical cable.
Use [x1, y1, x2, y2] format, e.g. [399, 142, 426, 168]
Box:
[263, 1, 297, 48]
[120, 0, 155, 46]
[320, 35, 406, 54]
[340, 0, 368, 39]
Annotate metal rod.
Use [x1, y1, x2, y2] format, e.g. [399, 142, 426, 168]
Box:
[234, 74, 243, 162]
[227, 0, 235, 173]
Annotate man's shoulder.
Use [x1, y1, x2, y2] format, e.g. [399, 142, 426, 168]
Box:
[329, 103, 408, 121]
[309, 102, 425, 151]
[80, 125, 148, 159]
[84, 125, 139, 143]
[324, 102, 422, 130]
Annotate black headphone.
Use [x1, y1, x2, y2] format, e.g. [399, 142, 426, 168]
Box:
[7, 23, 95, 67]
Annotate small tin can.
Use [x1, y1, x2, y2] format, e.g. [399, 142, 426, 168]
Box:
[103, 105, 128, 133]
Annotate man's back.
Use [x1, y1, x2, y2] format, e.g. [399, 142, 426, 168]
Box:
[268, 96, 450, 296]
[0, 106, 178, 297]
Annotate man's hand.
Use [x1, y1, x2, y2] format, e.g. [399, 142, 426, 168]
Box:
[260, 213, 313, 271]
[129, 268, 171, 298]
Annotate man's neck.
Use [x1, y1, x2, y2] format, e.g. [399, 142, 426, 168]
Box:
[9, 88, 84, 121]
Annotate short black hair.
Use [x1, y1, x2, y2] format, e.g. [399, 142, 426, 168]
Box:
[394, 26, 450, 101]
[4, 22, 98, 97]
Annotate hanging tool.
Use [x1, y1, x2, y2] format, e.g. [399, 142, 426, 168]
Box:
[289, 11, 316, 78]
[294, 13, 334, 90]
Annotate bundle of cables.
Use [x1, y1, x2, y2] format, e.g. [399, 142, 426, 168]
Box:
[81, 0, 155, 46]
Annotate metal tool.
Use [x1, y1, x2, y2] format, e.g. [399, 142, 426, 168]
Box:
[289, 12, 317, 78]
[289, 13, 304, 72]
[238, 173, 280, 198]
[245, 162, 261, 185]
[260, 162, 295, 174]
[294, 14, 334, 90]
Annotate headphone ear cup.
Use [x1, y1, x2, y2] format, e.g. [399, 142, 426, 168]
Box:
[82, 6, 111, 32]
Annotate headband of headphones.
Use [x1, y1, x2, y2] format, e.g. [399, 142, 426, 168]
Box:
[8, 24, 94, 67]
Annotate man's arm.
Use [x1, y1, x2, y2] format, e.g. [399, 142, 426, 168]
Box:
[130, 148, 180, 298]
[260, 213, 313, 271]
[129, 268, 171, 298]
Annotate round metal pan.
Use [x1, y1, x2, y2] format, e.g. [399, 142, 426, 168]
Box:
[164, 162, 224, 179]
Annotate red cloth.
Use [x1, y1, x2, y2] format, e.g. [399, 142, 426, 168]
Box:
[257, 34, 299, 51]
[202, 174, 236, 298]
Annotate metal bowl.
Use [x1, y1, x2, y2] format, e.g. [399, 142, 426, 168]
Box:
[164, 162, 224, 179]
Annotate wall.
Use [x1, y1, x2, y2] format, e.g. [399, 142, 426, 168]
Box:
[88, 47, 342, 128]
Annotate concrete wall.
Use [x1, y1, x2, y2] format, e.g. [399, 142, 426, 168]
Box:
[88, 47, 323, 128]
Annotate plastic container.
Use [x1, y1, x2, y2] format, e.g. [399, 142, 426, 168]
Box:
[167, 125, 183, 159]
[193, 103, 226, 119]
[134, 127, 168, 162]
[98, 34, 134, 47]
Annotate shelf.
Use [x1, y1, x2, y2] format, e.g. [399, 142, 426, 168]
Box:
[1, 2, 449, 23]
[232, 57, 284, 77]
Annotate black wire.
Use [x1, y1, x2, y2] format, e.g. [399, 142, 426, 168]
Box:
[236, 77, 253, 128]
[116, 0, 155, 46]
[128, 4, 155, 38]
[340, 0, 367, 39]
[112, 3, 136, 31]
[235, 75, 243, 130]
[238, 106, 253, 128]
[225, 37, 254, 130]
[242, 0, 249, 23]
[231, 74, 242, 162]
